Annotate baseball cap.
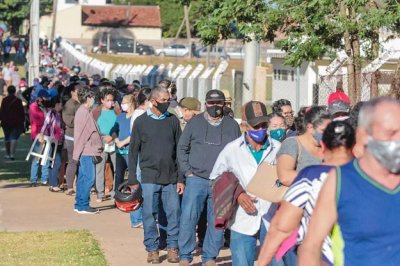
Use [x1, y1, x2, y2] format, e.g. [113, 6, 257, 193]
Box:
[179, 97, 201, 111]
[328, 100, 350, 115]
[243, 101, 268, 127]
[205, 90, 225, 102]
[37, 89, 50, 99]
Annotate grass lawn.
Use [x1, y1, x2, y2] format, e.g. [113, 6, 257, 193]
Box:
[0, 128, 31, 182]
[0, 230, 107, 266]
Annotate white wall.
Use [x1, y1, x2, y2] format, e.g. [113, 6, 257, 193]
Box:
[57, 0, 107, 11]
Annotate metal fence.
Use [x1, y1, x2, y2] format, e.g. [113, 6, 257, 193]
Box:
[315, 71, 396, 105]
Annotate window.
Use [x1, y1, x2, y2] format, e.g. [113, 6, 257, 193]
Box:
[65, 0, 78, 3]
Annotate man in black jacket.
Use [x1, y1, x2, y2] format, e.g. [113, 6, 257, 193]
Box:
[177, 90, 241, 266]
[128, 85, 183, 264]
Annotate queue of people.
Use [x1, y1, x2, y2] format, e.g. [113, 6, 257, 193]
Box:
[0, 53, 399, 266]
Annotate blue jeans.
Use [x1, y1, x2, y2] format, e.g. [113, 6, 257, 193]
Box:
[130, 160, 143, 226]
[30, 158, 50, 184]
[178, 176, 223, 263]
[48, 152, 62, 187]
[230, 223, 297, 266]
[75, 156, 96, 211]
[30, 141, 51, 184]
[142, 183, 180, 252]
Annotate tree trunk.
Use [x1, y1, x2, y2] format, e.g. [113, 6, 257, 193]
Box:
[369, 0, 380, 98]
[341, 3, 358, 104]
[352, 34, 362, 102]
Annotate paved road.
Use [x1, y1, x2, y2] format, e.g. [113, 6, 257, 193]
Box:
[0, 180, 232, 266]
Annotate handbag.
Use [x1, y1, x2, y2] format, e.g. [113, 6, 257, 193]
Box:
[92, 156, 103, 164]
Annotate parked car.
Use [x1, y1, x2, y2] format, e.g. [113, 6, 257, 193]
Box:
[92, 39, 155, 55]
[196, 46, 230, 60]
[226, 47, 245, 60]
[155, 44, 189, 57]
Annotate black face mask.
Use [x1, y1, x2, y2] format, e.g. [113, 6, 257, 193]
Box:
[155, 101, 170, 114]
[207, 105, 223, 118]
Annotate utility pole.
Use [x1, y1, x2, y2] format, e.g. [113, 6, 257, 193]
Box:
[183, 4, 191, 57]
[242, 38, 258, 103]
[29, 0, 40, 86]
[51, 0, 58, 42]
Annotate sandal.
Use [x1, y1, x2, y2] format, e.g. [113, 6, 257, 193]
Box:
[49, 187, 63, 193]
[65, 189, 75, 196]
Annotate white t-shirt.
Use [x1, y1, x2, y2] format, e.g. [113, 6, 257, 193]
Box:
[130, 109, 146, 134]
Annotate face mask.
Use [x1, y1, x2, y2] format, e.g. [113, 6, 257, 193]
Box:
[247, 128, 268, 143]
[20, 86, 27, 92]
[313, 131, 323, 145]
[103, 101, 114, 109]
[269, 128, 286, 141]
[121, 103, 129, 112]
[206, 105, 223, 118]
[155, 101, 170, 114]
[367, 137, 400, 174]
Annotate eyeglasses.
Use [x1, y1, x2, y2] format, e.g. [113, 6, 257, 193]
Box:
[204, 122, 222, 146]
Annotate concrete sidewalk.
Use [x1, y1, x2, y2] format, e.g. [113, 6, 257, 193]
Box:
[0, 181, 232, 266]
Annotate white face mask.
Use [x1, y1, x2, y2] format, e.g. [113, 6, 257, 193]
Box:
[20, 86, 27, 92]
[121, 103, 129, 112]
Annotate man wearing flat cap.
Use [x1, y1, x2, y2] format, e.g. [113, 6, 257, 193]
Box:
[169, 97, 201, 130]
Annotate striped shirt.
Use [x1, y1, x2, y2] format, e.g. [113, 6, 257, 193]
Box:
[284, 165, 334, 265]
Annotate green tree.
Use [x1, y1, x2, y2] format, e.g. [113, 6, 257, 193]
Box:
[0, 0, 53, 35]
[195, 0, 400, 103]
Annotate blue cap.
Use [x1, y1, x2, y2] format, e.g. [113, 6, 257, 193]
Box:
[37, 89, 49, 99]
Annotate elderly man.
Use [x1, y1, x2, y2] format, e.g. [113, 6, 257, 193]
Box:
[177, 90, 241, 266]
[210, 101, 281, 266]
[299, 97, 400, 266]
[128, 85, 183, 264]
[169, 97, 201, 130]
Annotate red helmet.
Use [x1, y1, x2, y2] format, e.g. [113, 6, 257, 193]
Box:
[114, 181, 143, 213]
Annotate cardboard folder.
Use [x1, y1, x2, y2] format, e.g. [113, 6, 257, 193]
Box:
[246, 162, 288, 203]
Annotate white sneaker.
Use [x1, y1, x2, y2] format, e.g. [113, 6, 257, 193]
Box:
[75, 207, 99, 214]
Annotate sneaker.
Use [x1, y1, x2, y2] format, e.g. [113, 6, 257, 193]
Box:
[49, 186, 62, 192]
[10, 156, 14, 160]
[41, 182, 48, 186]
[31, 183, 37, 187]
[147, 251, 160, 264]
[75, 207, 99, 214]
[167, 248, 179, 263]
[96, 197, 104, 203]
[131, 222, 143, 228]
[4, 155, 10, 159]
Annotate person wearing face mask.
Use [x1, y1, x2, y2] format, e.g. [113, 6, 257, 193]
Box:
[29, 89, 51, 187]
[299, 97, 400, 266]
[176, 90, 240, 266]
[72, 86, 103, 214]
[267, 113, 287, 142]
[272, 99, 297, 137]
[209, 101, 281, 266]
[168, 97, 201, 130]
[277, 106, 331, 187]
[92, 88, 120, 202]
[127, 85, 183, 264]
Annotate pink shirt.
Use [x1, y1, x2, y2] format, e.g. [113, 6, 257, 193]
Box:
[29, 102, 46, 140]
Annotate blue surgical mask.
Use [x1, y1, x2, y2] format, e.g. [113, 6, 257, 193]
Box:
[247, 128, 267, 143]
[313, 131, 323, 145]
[269, 128, 286, 141]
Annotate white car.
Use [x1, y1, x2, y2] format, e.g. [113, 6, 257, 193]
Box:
[155, 44, 189, 57]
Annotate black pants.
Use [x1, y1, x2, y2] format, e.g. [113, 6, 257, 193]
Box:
[115, 153, 128, 191]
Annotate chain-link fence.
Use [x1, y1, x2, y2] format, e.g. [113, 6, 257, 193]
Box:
[315, 71, 397, 105]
